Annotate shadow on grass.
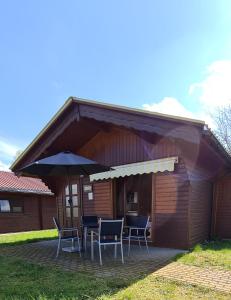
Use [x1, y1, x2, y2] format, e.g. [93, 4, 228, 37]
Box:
[0, 231, 193, 299]
[0, 253, 174, 300]
[1, 254, 229, 300]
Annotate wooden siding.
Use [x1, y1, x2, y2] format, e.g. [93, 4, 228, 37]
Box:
[189, 180, 213, 247]
[41, 196, 57, 229]
[214, 177, 231, 238]
[83, 177, 113, 218]
[0, 192, 56, 233]
[79, 127, 180, 166]
[153, 158, 190, 249]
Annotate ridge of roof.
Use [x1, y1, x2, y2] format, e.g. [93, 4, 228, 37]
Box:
[72, 97, 205, 126]
[11, 96, 206, 170]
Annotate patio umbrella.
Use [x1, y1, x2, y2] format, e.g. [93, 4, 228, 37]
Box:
[18, 151, 110, 177]
[18, 151, 111, 228]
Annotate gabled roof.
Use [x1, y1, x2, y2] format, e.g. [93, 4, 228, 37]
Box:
[0, 171, 52, 195]
[10, 96, 231, 171]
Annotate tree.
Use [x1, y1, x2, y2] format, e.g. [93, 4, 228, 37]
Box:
[214, 105, 231, 154]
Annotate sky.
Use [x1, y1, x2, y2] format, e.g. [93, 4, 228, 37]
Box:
[1, 0, 231, 170]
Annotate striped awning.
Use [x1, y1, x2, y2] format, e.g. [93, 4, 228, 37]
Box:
[90, 156, 178, 182]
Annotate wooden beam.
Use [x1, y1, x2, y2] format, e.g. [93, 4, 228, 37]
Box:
[20, 104, 80, 167]
[79, 104, 202, 144]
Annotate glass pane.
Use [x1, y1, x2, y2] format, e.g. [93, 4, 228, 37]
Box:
[73, 207, 78, 217]
[12, 206, 22, 213]
[72, 196, 78, 206]
[0, 200, 10, 212]
[66, 207, 71, 218]
[65, 185, 69, 196]
[65, 196, 70, 207]
[72, 184, 78, 194]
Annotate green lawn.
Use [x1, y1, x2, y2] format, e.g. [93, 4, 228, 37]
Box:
[0, 255, 229, 300]
[176, 240, 231, 271]
[0, 231, 230, 299]
[0, 229, 57, 247]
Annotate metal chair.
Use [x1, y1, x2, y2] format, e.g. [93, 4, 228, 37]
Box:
[123, 215, 150, 255]
[91, 218, 124, 265]
[53, 217, 81, 258]
[81, 215, 98, 250]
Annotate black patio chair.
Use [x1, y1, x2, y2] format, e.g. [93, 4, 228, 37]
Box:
[123, 215, 150, 255]
[91, 218, 124, 265]
[81, 215, 98, 250]
[53, 217, 81, 258]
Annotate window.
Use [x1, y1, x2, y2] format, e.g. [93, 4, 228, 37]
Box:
[0, 200, 10, 212]
[65, 183, 79, 218]
[0, 199, 23, 213]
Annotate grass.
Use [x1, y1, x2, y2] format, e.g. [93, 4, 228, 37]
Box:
[0, 231, 230, 299]
[103, 275, 230, 300]
[0, 255, 126, 300]
[175, 240, 231, 271]
[0, 229, 57, 247]
[0, 255, 229, 300]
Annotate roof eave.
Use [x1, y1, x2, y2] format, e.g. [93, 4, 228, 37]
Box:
[10, 96, 206, 171]
[10, 97, 74, 170]
[0, 187, 54, 196]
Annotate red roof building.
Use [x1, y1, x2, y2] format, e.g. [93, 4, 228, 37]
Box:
[0, 171, 52, 195]
[0, 171, 56, 234]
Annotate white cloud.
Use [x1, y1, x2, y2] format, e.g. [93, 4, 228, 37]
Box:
[143, 60, 231, 129]
[143, 97, 196, 120]
[0, 137, 21, 171]
[189, 60, 231, 108]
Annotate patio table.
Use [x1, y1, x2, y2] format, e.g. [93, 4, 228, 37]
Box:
[82, 222, 99, 251]
[90, 227, 99, 260]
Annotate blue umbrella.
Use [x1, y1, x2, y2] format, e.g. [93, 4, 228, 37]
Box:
[18, 151, 111, 228]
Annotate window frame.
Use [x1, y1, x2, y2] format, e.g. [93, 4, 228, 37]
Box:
[0, 199, 24, 213]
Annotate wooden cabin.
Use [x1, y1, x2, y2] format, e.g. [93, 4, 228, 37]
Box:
[11, 97, 231, 249]
[0, 171, 55, 233]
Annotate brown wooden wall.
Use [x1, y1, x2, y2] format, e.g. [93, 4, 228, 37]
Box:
[213, 177, 231, 238]
[0, 192, 56, 234]
[83, 178, 113, 218]
[153, 158, 190, 249]
[79, 127, 180, 166]
[188, 180, 213, 247]
[43, 125, 220, 249]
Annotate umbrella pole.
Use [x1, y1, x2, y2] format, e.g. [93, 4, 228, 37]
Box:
[66, 168, 74, 228]
[79, 175, 84, 251]
[80, 175, 84, 217]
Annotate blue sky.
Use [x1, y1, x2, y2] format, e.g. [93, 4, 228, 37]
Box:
[1, 0, 231, 169]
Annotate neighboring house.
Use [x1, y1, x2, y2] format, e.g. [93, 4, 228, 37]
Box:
[0, 171, 56, 233]
[11, 97, 231, 249]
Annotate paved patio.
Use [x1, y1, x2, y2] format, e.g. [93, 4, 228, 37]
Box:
[0, 239, 184, 278]
[1, 240, 231, 293]
[154, 262, 231, 293]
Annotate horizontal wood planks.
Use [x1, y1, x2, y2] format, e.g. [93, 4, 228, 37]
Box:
[189, 180, 213, 247]
[214, 178, 231, 238]
[79, 127, 179, 166]
[153, 159, 190, 249]
[83, 178, 113, 218]
[0, 192, 56, 233]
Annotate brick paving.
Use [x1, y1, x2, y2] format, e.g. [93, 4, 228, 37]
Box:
[0, 240, 184, 279]
[154, 262, 231, 293]
[1, 240, 230, 293]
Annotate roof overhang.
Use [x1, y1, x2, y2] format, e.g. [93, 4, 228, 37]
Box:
[90, 156, 178, 181]
[0, 187, 53, 196]
[10, 96, 231, 171]
[11, 97, 205, 171]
